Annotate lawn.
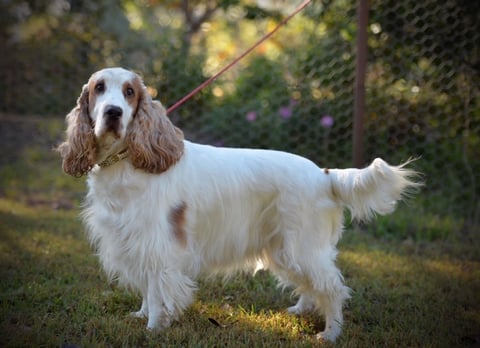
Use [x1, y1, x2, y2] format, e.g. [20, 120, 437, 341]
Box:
[0, 116, 479, 347]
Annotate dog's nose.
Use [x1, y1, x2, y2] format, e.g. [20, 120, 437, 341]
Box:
[105, 105, 123, 119]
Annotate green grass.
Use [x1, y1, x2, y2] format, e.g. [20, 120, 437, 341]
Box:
[0, 116, 479, 347]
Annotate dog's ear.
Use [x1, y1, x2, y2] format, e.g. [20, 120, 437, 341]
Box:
[126, 85, 184, 174]
[57, 84, 97, 177]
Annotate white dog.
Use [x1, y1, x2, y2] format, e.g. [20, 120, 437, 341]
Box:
[58, 67, 419, 342]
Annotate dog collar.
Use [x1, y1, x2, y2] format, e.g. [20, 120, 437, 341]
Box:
[97, 148, 129, 168]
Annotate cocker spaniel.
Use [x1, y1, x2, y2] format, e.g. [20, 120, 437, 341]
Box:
[58, 67, 420, 342]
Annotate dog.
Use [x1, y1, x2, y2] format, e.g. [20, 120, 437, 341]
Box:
[57, 67, 420, 342]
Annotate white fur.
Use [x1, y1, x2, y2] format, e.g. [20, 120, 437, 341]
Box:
[89, 68, 137, 163]
[75, 68, 420, 342]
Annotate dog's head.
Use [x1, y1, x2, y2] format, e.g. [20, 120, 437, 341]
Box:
[57, 68, 184, 177]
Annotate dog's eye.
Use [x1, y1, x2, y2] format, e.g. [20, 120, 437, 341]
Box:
[125, 87, 135, 97]
[95, 82, 105, 93]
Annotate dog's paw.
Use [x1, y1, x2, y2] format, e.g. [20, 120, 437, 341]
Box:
[287, 304, 303, 315]
[146, 316, 173, 331]
[316, 329, 339, 342]
[130, 310, 147, 319]
[286, 302, 315, 315]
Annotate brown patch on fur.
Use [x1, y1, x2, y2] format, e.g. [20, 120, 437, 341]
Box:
[169, 202, 188, 247]
[123, 77, 141, 111]
[87, 77, 105, 113]
[324, 168, 330, 174]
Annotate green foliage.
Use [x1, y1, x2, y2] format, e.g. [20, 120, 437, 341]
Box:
[205, 56, 291, 149]
[365, 0, 480, 219]
[1, 0, 478, 223]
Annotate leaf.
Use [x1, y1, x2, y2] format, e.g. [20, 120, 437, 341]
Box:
[208, 317, 226, 328]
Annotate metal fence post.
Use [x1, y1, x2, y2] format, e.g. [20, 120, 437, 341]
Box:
[353, 0, 369, 168]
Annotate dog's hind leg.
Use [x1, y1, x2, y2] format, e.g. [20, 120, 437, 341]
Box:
[305, 248, 351, 342]
[287, 293, 316, 315]
[269, 243, 350, 342]
[314, 281, 350, 342]
[131, 295, 148, 318]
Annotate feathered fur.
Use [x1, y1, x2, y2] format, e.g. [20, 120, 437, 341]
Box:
[126, 92, 184, 174]
[59, 67, 421, 342]
[57, 85, 96, 177]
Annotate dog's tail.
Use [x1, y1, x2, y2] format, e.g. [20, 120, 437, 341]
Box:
[328, 158, 421, 221]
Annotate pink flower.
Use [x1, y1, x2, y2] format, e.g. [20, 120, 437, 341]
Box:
[278, 106, 292, 119]
[320, 115, 334, 128]
[246, 111, 257, 122]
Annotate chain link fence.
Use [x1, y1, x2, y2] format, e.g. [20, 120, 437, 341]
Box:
[1, 0, 479, 229]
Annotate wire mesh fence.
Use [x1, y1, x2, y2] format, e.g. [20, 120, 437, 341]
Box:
[1, 0, 479, 229]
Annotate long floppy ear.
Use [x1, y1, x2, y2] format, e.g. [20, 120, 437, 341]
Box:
[126, 87, 184, 174]
[57, 85, 96, 177]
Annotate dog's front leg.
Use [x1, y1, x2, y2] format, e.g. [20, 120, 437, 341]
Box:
[145, 269, 196, 331]
[146, 279, 173, 330]
[147, 303, 173, 330]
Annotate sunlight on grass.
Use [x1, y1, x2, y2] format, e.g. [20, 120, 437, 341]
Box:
[187, 299, 322, 345]
[423, 258, 480, 282]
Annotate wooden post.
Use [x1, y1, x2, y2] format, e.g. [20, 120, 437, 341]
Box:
[353, 0, 369, 168]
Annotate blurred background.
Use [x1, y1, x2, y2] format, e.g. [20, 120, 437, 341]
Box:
[1, 0, 479, 234]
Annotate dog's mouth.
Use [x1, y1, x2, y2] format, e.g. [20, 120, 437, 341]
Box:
[104, 118, 122, 136]
[95, 130, 126, 163]
[99, 126, 122, 140]
[95, 115, 124, 140]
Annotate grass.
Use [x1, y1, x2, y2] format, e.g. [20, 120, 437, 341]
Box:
[0, 116, 479, 347]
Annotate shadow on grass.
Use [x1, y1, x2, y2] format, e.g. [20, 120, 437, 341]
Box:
[339, 233, 480, 347]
